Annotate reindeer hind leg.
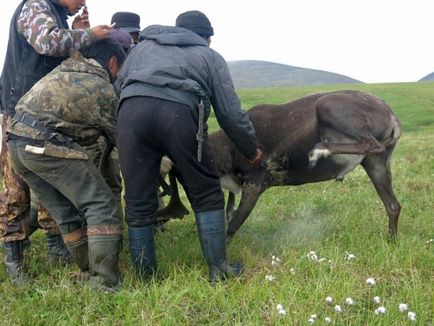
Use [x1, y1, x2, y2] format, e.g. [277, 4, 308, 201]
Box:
[308, 128, 385, 170]
[361, 149, 401, 239]
[156, 171, 189, 224]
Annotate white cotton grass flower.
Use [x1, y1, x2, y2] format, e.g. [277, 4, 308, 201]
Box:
[345, 252, 356, 260]
[345, 297, 354, 305]
[366, 277, 376, 285]
[271, 255, 282, 266]
[407, 311, 416, 321]
[308, 315, 317, 325]
[374, 306, 386, 315]
[334, 305, 343, 313]
[275, 303, 285, 316]
[307, 251, 319, 261]
[265, 274, 276, 282]
[324, 317, 332, 323]
[325, 296, 333, 304]
[426, 238, 433, 244]
[289, 268, 296, 275]
[373, 296, 381, 304]
[399, 303, 408, 312]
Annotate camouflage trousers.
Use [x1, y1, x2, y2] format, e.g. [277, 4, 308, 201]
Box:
[0, 115, 60, 242]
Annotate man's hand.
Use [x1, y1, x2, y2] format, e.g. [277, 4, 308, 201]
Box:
[249, 148, 263, 165]
[72, 7, 90, 29]
[90, 25, 112, 39]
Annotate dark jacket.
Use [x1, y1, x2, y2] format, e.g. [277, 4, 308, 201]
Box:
[116, 25, 258, 160]
[0, 0, 93, 116]
[0, 0, 67, 116]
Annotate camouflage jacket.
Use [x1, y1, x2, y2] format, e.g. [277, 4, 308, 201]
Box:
[18, 0, 94, 56]
[9, 50, 118, 146]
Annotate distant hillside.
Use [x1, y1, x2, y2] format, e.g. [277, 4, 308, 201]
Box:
[227, 60, 362, 88]
[418, 72, 434, 81]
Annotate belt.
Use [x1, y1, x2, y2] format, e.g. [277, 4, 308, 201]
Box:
[13, 112, 53, 134]
[7, 133, 45, 146]
[12, 112, 75, 146]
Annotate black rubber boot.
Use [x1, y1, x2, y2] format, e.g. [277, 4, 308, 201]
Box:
[65, 235, 89, 273]
[3, 239, 30, 284]
[195, 210, 243, 282]
[88, 234, 121, 292]
[128, 226, 157, 279]
[46, 234, 73, 264]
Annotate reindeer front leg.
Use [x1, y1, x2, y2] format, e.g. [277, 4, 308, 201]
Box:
[226, 192, 236, 221]
[227, 184, 264, 242]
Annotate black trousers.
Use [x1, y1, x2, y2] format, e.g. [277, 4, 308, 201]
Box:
[117, 97, 224, 227]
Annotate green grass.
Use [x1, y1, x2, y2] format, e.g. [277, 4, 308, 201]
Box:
[1, 82, 434, 325]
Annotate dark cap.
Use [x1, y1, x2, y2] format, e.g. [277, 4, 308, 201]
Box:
[111, 12, 140, 33]
[175, 10, 214, 37]
[108, 29, 133, 52]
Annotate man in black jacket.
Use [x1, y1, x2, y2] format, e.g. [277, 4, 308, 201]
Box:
[116, 10, 262, 282]
[0, 0, 111, 283]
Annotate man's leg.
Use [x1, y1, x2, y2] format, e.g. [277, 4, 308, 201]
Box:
[157, 103, 242, 281]
[9, 140, 122, 291]
[99, 145, 123, 219]
[0, 115, 30, 283]
[84, 137, 123, 220]
[116, 97, 162, 279]
[30, 190, 72, 264]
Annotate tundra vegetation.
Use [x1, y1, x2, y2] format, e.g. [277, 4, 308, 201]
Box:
[0, 82, 433, 325]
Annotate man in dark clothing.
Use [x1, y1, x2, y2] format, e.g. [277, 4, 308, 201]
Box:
[0, 0, 111, 283]
[116, 10, 262, 282]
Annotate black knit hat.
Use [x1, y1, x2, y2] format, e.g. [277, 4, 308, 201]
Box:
[175, 10, 214, 37]
[111, 12, 140, 33]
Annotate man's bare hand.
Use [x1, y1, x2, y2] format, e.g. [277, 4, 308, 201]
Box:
[72, 7, 90, 29]
[249, 148, 263, 165]
[90, 25, 112, 39]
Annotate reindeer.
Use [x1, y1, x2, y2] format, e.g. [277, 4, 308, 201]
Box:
[164, 90, 402, 241]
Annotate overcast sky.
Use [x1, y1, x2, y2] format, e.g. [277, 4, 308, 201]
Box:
[1, 0, 434, 83]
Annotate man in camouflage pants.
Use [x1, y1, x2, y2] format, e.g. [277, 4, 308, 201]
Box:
[7, 39, 125, 292]
[0, 0, 111, 283]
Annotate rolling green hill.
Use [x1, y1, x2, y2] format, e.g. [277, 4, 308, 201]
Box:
[418, 72, 434, 81]
[227, 60, 362, 88]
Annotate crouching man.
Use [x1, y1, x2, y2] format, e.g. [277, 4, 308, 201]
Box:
[6, 39, 125, 292]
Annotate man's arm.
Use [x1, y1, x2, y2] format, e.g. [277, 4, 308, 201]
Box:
[95, 86, 118, 146]
[17, 1, 109, 57]
[208, 50, 259, 161]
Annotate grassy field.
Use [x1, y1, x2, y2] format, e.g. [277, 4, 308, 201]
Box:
[1, 82, 433, 325]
